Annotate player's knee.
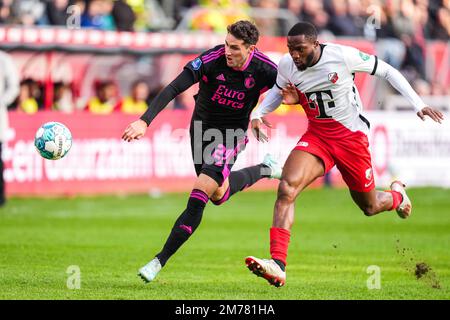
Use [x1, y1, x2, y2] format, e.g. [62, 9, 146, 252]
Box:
[277, 179, 299, 204]
[210, 186, 230, 206]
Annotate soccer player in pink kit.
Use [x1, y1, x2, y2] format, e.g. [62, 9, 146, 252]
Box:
[245, 22, 444, 287]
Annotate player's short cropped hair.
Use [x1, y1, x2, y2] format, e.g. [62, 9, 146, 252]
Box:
[288, 22, 318, 42]
[227, 20, 259, 46]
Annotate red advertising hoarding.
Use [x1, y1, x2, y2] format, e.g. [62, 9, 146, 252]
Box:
[4, 111, 324, 196]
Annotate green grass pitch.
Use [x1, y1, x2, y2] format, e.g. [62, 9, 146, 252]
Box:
[1, 187, 449, 300]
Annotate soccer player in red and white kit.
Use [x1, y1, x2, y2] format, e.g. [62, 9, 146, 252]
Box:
[245, 22, 444, 287]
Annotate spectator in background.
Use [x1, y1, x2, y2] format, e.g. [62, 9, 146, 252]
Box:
[11, 0, 45, 26]
[285, 0, 303, 18]
[52, 82, 75, 113]
[0, 0, 14, 24]
[45, 0, 70, 26]
[81, 0, 115, 30]
[16, 79, 40, 114]
[376, 2, 399, 39]
[253, 0, 282, 36]
[0, 50, 19, 207]
[374, 2, 406, 70]
[190, 0, 250, 32]
[190, 0, 229, 32]
[125, 0, 148, 31]
[115, 80, 149, 114]
[112, 0, 136, 31]
[172, 0, 199, 26]
[394, 0, 427, 80]
[347, 0, 367, 35]
[392, 0, 416, 37]
[72, 0, 87, 15]
[429, 0, 450, 39]
[86, 80, 117, 114]
[327, 0, 362, 36]
[301, 0, 329, 34]
[226, 0, 250, 25]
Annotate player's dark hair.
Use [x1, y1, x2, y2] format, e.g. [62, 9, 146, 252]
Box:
[227, 20, 259, 46]
[288, 22, 318, 41]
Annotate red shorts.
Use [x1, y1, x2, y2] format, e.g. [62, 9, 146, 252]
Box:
[294, 130, 375, 192]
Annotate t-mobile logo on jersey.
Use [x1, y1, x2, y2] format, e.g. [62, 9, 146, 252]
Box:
[304, 90, 336, 119]
[211, 85, 245, 109]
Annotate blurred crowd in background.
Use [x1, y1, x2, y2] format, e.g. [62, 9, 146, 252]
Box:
[8, 77, 161, 114]
[0, 0, 449, 115]
[0, 0, 448, 39]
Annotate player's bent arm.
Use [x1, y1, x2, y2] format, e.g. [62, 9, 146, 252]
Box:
[374, 59, 426, 113]
[122, 69, 197, 142]
[250, 85, 283, 121]
[140, 68, 197, 126]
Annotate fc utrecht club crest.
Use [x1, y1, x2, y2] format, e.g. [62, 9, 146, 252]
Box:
[328, 72, 339, 84]
[244, 75, 255, 89]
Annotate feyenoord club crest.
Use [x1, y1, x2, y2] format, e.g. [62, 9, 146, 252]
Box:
[244, 75, 256, 89]
[328, 72, 339, 84]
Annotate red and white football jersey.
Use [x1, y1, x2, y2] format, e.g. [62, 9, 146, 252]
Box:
[276, 43, 378, 137]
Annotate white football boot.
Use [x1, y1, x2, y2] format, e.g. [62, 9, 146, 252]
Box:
[262, 154, 283, 180]
[138, 257, 162, 283]
[245, 256, 286, 287]
[390, 181, 412, 219]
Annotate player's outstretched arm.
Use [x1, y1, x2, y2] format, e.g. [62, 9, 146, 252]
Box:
[375, 59, 444, 124]
[122, 69, 197, 142]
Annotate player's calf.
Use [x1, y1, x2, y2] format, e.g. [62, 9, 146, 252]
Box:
[354, 197, 389, 217]
[351, 185, 410, 218]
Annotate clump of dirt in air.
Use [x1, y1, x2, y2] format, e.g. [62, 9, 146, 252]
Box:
[396, 239, 441, 289]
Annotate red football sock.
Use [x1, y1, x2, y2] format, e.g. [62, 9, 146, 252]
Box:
[270, 227, 291, 266]
[386, 190, 402, 210]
